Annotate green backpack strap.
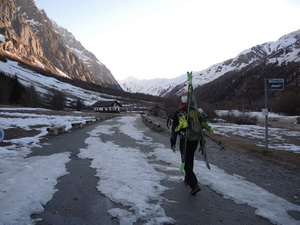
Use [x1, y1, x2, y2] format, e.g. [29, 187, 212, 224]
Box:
[175, 111, 188, 132]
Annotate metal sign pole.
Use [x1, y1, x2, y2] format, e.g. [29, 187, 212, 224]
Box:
[264, 78, 284, 151]
[264, 79, 268, 150]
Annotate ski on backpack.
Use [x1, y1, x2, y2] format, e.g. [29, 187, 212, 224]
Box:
[180, 71, 193, 172]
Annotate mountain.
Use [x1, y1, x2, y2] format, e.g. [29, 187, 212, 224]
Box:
[119, 76, 186, 96]
[0, 0, 121, 89]
[0, 58, 163, 112]
[50, 21, 121, 89]
[0, 58, 114, 106]
[194, 32, 300, 113]
[121, 29, 300, 97]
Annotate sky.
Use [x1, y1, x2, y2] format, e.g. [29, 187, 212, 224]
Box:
[0, 111, 299, 224]
[33, 0, 300, 80]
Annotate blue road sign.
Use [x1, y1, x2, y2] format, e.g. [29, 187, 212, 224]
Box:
[267, 79, 284, 90]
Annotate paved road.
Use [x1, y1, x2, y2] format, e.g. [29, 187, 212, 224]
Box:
[28, 115, 300, 225]
[29, 121, 120, 225]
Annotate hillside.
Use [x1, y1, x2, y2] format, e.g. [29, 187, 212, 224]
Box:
[51, 20, 121, 89]
[120, 29, 300, 114]
[0, 57, 163, 112]
[1, 0, 299, 114]
[195, 53, 300, 114]
[0, 0, 121, 89]
[121, 29, 300, 99]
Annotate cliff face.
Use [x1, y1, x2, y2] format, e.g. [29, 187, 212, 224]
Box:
[0, 0, 121, 89]
[51, 21, 121, 89]
[0, 0, 44, 63]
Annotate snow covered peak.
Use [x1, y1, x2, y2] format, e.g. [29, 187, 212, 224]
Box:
[119, 75, 186, 96]
[277, 29, 300, 44]
[120, 29, 300, 97]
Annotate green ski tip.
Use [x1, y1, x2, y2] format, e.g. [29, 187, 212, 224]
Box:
[180, 162, 185, 172]
[187, 71, 193, 81]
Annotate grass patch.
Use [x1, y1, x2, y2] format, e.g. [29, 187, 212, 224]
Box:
[208, 133, 300, 171]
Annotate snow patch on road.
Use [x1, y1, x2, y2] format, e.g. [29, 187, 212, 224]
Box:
[0, 151, 70, 225]
[80, 115, 300, 225]
[153, 147, 300, 225]
[79, 121, 175, 225]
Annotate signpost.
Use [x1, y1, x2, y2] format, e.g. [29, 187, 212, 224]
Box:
[264, 79, 284, 150]
[267, 79, 284, 90]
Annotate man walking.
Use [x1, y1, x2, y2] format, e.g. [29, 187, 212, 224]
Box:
[170, 94, 213, 195]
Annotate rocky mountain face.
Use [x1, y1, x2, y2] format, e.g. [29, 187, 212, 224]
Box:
[121, 29, 300, 98]
[51, 21, 121, 89]
[0, 0, 121, 89]
[194, 31, 300, 113]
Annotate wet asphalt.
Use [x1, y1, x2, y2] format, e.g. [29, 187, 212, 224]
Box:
[28, 116, 300, 225]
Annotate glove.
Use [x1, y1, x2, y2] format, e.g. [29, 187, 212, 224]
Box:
[207, 126, 214, 132]
[170, 138, 176, 153]
[202, 121, 214, 132]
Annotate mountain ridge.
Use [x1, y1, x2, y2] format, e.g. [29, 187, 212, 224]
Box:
[0, 0, 121, 89]
[120, 29, 300, 97]
[50, 20, 121, 89]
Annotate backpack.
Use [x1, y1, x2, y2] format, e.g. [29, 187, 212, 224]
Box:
[175, 108, 202, 141]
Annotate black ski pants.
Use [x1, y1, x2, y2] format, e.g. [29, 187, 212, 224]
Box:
[180, 139, 199, 189]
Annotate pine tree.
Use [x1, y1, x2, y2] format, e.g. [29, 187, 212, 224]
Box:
[9, 75, 25, 104]
[50, 89, 66, 110]
[20, 85, 40, 107]
[75, 98, 84, 111]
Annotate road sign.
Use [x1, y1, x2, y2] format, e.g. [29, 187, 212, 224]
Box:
[267, 79, 284, 90]
[264, 78, 284, 150]
[0, 129, 4, 142]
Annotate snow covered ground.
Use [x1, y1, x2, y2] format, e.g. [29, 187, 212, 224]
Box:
[0, 107, 97, 224]
[214, 110, 300, 153]
[0, 59, 113, 106]
[79, 116, 300, 225]
[0, 108, 299, 224]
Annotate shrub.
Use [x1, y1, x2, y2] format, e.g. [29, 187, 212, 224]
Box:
[220, 110, 258, 125]
[199, 102, 217, 119]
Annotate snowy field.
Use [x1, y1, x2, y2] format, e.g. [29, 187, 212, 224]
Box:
[0, 60, 112, 106]
[0, 108, 300, 224]
[214, 110, 300, 153]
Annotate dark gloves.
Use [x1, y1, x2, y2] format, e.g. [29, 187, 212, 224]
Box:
[170, 138, 176, 152]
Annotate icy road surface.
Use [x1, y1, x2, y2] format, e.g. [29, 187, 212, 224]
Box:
[1, 115, 299, 225]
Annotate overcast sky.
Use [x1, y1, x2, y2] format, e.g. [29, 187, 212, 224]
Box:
[34, 0, 300, 80]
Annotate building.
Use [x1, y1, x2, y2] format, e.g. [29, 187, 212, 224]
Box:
[91, 101, 122, 113]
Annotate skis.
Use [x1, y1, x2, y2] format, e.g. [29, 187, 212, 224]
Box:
[180, 72, 193, 172]
[181, 71, 210, 172]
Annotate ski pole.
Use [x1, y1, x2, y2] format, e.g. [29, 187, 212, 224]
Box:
[204, 133, 226, 150]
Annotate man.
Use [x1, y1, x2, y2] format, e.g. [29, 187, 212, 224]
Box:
[170, 94, 213, 195]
